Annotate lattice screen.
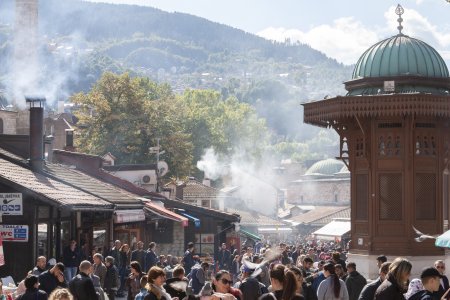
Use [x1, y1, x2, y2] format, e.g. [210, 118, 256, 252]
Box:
[356, 174, 368, 220]
[415, 173, 436, 220]
[379, 174, 403, 220]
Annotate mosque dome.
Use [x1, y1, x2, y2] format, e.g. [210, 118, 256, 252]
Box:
[305, 158, 345, 176]
[352, 34, 449, 79]
[346, 34, 450, 96]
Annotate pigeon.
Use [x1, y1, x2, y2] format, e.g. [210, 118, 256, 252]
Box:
[412, 226, 439, 242]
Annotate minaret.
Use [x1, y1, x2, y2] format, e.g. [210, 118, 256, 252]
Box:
[13, 0, 39, 103]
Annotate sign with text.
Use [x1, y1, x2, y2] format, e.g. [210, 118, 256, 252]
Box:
[0, 225, 29, 242]
[0, 193, 23, 215]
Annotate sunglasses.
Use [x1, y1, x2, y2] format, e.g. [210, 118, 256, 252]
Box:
[220, 278, 233, 285]
[437, 266, 445, 269]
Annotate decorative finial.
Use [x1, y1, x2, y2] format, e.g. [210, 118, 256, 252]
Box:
[395, 4, 404, 34]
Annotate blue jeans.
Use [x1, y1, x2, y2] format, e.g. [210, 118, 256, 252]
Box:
[64, 266, 78, 281]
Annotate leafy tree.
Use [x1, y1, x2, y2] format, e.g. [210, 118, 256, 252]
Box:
[71, 72, 193, 177]
[181, 89, 270, 171]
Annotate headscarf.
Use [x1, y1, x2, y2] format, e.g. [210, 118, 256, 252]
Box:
[404, 278, 424, 300]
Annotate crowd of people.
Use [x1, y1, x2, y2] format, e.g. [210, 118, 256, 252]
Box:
[3, 238, 450, 300]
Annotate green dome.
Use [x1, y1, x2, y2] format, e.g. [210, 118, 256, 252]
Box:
[352, 34, 449, 79]
[305, 159, 345, 176]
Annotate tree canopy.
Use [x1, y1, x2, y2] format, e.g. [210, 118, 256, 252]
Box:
[71, 72, 270, 177]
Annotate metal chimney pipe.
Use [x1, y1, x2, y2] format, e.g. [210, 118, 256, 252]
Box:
[26, 97, 45, 171]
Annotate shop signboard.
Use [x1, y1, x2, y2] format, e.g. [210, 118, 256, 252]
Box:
[0, 193, 23, 215]
[0, 225, 29, 242]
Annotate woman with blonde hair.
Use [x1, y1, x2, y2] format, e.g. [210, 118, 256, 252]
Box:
[48, 288, 74, 300]
[375, 257, 412, 300]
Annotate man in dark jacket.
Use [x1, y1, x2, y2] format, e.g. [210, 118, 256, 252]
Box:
[217, 243, 231, 271]
[131, 241, 146, 271]
[183, 242, 195, 275]
[16, 275, 48, 300]
[63, 239, 82, 281]
[359, 262, 390, 300]
[104, 256, 119, 300]
[39, 262, 67, 295]
[345, 262, 367, 300]
[164, 265, 188, 299]
[69, 260, 98, 300]
[434, 260, 450, 300]
[409, 267, 442, 300]
[145, 242, 158, 272]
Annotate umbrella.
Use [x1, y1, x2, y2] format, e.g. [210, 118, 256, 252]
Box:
[435, 230, 450, 248]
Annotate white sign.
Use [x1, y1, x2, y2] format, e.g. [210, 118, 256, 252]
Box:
[384, 81, 395, 92]
[0, 193, 23, 215]
[0, 225, 29, 242]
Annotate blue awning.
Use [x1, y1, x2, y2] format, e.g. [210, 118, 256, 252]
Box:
[181, 212, 201, 228]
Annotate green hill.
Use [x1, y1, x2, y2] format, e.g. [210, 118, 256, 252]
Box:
[0, 0, 352, 140]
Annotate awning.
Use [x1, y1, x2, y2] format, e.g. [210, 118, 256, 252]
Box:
[312, 219, 350, 241]
[239, 229, 261, 241]
[180, 212, 201, 228]
[144, 202, 188, 227]
[114, 209, 146, 224]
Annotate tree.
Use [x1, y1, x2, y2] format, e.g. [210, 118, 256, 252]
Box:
[181, 89, 270, 171]
[71, 72, 193, 177]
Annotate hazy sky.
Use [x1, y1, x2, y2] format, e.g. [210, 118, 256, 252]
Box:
[83, 0, 450, 65]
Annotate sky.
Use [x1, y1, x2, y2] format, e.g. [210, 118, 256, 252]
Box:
[83, 0, 450, 65]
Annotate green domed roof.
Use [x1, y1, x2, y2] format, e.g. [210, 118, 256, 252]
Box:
[352, 34, 449, 79]
[305, 159, 345, 176]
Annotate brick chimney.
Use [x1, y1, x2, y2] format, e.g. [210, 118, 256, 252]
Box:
[26, 97, 45, 171]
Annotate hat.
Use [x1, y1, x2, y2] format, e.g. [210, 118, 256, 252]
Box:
[420, 267, 443, 279]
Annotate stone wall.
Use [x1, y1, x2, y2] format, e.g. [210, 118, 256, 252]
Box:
[287, 179, 350, 205]
[0, 110, 18, 134]
[158, 223, 185, 257]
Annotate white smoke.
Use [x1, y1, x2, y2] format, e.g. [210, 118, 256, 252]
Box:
[197, 147, 281, 216]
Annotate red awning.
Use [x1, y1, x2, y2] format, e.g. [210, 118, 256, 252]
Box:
[144, 202, 188, 227]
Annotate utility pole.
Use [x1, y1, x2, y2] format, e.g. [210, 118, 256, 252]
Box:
[149, 138, 165, 192]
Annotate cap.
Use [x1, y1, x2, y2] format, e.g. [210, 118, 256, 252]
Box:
[420, 267, 443, 279]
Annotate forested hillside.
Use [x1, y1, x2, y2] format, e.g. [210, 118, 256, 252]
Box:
[0, 0, 353, 163]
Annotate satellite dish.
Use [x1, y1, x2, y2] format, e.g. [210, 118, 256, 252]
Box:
[157, 161, 169, 177]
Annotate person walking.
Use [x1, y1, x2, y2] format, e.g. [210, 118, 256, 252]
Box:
[63, 240, 81, 281]
[359, 262, 391, 300]
[16, 275, 48, 300]
[117, 243, 131, 297]
[217, 243, 231, 271]
[374, 257, 412, 300]
[345, 262, 367, 300]
[93, 253, 107, 288]
[68, 260, 98, 300]
[39, 263, 68, 295]
[131, 241, 146, 271]
[183, 242, 195, 275]
[145, 242, 158, 273]
[434, 260, 450, 300]
[143, 267, 171, 300]
[104, 256, 119, 300]
[317, 263, 349, 300]
[260, 264, 303, 300]
[125, 261, 146, 300]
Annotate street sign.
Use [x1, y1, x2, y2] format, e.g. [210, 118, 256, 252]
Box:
[0, 225, 29, 242]
[0, 193, 23, 215]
